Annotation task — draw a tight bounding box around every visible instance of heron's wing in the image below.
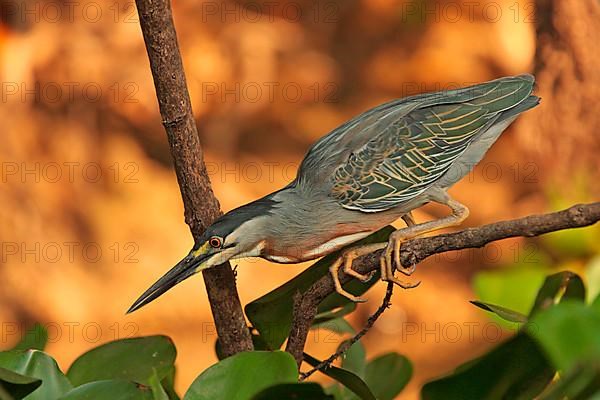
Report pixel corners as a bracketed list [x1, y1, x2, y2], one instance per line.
[329, 75, 536, 212]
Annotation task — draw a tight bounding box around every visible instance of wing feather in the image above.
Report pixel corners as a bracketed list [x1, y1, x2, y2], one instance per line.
[328, 76, 537, 212]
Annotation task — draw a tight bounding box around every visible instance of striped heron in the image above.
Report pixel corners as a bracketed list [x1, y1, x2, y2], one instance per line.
[129, 74, 539, 311]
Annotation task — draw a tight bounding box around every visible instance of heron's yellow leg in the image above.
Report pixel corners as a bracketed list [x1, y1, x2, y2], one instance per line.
[381, 197, 469, 288]
[401, 212, 416, 227]
[329, 243, 387, 302]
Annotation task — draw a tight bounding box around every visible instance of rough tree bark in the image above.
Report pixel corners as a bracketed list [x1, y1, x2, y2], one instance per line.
[134, 0, 253, 356]
[286, 202, 600, 365]
[522, 0, 600, 174]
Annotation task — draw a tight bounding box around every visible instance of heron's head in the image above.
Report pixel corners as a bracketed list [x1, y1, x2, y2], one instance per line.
[127, 198, 276, 313]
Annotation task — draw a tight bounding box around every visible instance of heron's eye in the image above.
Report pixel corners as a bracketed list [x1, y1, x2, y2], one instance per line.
[209, 236, 223, 248]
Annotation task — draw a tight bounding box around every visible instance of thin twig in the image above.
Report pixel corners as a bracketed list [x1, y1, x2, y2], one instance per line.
[299, 282, 395, 380]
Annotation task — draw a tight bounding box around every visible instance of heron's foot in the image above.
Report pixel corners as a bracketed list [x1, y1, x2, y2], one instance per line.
[329, 243, 386, 302]
[341, 249, 377, 282]
[380, 231, 420, 289]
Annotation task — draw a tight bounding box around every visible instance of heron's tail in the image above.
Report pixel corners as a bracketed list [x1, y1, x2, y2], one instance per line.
[496, 94, 540, 123]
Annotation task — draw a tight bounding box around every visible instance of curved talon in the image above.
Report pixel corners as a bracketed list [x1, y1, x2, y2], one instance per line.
[398, 263, 417, 277]
[342, 252, 374, 282]
[328, 243, 388, 302]
[363, 270, 377, 282]
[380, 233, 420, 289]
[351, 295, 368, 303]
[329, 255, 367, 302]
[393, 235, 402, 272]
[386, 276, 420, 289]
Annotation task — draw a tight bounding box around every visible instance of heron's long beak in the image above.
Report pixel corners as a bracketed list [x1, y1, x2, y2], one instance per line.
[127, 246, 212, 314]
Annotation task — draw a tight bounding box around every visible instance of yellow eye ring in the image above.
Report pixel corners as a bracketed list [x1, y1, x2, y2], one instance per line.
[209, 236, 222, 248]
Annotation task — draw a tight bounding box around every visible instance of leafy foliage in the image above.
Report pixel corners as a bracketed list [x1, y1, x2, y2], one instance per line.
[184, 351, 298, 400]
[1, 266, 598, 400]
[306, 340, 412, 400]
[473, 267, 547, 326]
[0, 367, 42, 399]
[0, 350, 72, 400]
[421, 333, 554, 400]
[251, 383, 333, 400]
[423, 270, 600, 400]
[469, 301, 528, 323]
[364, 353, 412, 400]
[304, 353, 376, 400]
[0, 332, 172, 400]
[67, 336, 176, 387]
[58, 380, 155, 400]
[529, 301, 600, 371]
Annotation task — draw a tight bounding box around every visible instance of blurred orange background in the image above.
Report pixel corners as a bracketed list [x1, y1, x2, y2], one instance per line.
[1, 0, 598, 398]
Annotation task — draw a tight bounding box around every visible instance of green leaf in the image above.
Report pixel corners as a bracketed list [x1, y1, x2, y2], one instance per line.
[0, 366, 42, 400]
[0, 350, 72, 400]
[148, 369, 170, 400]
[251, 383, 333, 400]
[530, 271, 586, 316]
[58, 380, 154, 400]
[312, 318, 355, 335]
[538, 363, 600, 400]
[245, 227, 393, 349]
[334, 341, 369, 400]
[473, 268, 546, 327]
[421, 333, 554, 400]
[528, 301, 600, 371]
[184, 351, 298, 400]
[313, 303, 357, 327]
[592, 293, 600, 315]
[11, 324, 48, 352]
[324, 384, 344, 399]
[586, 256, 600, 303]
[340, 341, 366, 378]
[303, 353, 375, 400]
[158, 366, 180, 400]
[364, 353, 411, 400]
[470, 301, 528, 323]
[67, 336, 176, 387]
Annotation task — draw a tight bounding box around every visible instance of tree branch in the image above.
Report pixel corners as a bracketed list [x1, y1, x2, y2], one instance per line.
[285, 202, 600, 365]
[299, 282, 395, 380]
[135, 0, 253, 356]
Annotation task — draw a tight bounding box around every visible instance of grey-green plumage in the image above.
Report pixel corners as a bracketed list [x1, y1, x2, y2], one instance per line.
[128, 74, 540, 312]
[298, 74, 539, 212]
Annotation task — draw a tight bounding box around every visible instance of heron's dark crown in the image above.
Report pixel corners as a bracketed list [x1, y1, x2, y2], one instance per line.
[195, 193, 280, 247]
